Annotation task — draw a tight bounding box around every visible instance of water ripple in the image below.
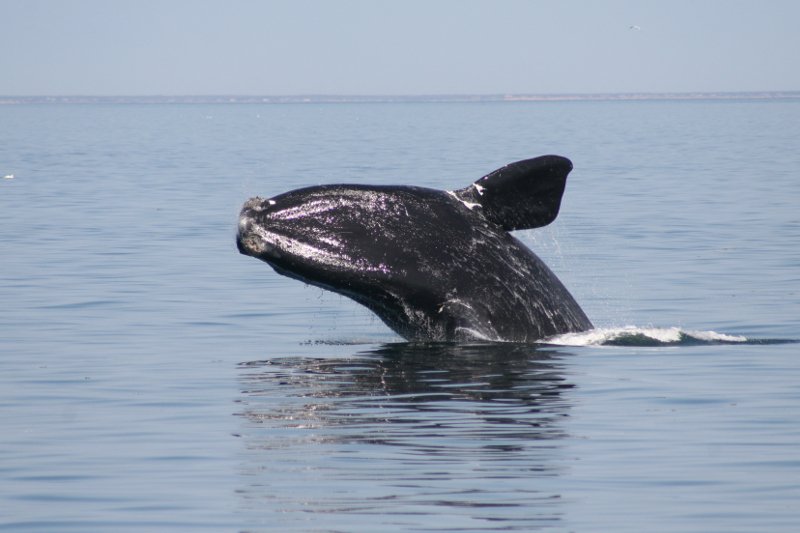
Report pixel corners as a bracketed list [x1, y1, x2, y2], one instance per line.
[236, 343, 575, 530]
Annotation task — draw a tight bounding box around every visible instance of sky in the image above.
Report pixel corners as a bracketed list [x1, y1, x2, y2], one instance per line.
[1, 0, 799, 95]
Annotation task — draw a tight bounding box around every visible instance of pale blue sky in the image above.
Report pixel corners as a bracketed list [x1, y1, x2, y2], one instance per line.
[2, 0, 798, 95]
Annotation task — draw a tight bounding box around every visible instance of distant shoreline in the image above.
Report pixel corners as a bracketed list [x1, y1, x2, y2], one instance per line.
[2, 92, 799, 105]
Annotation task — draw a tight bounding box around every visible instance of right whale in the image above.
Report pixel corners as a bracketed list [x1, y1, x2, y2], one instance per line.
[237, 155, 593, 343]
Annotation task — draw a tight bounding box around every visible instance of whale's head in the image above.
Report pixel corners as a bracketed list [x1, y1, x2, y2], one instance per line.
[237, 156, 589, 341]
[236, 184, 474, 308]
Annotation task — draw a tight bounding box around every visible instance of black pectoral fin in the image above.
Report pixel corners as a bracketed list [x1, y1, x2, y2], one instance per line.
[455, 155, 573, 231]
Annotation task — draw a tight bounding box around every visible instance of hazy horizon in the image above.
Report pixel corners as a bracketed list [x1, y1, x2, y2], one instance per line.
[3, 91, 800, 104]
[2, 0, 799, 96]
[3, 90, 800, 97]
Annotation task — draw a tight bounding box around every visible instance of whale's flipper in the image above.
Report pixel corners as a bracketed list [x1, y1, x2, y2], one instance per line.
[455, 155, 572, 231]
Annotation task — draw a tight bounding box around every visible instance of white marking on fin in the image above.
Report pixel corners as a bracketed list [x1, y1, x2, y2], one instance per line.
[268, 199, 276, 205]
[446, 190, 481, 210]
[472, 183, 485, 195]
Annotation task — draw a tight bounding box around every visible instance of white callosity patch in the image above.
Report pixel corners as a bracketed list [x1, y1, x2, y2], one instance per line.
[241, 196, 269, 212]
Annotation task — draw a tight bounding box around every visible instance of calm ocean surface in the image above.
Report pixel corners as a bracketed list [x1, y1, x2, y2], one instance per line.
[1, 100, 799, 531]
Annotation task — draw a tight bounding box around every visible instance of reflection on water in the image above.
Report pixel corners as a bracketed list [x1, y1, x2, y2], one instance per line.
[236, 342, 576, 531]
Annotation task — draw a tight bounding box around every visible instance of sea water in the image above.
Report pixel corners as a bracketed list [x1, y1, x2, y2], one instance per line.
[1, 100, 799, 531]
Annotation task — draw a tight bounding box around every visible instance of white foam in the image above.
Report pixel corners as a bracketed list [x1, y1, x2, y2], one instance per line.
[544, 326, 748, 346]
[682, 329, 748, 343]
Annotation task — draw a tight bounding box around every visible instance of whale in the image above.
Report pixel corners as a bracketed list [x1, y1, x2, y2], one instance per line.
[236, 155, 592, 342]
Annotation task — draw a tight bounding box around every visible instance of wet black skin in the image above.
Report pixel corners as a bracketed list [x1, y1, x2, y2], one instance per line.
[237, 155, 592, 342]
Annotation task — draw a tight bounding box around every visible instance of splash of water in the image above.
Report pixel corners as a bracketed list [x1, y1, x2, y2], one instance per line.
[307, 327, 795, 348]
[544, 326, 749, 347]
